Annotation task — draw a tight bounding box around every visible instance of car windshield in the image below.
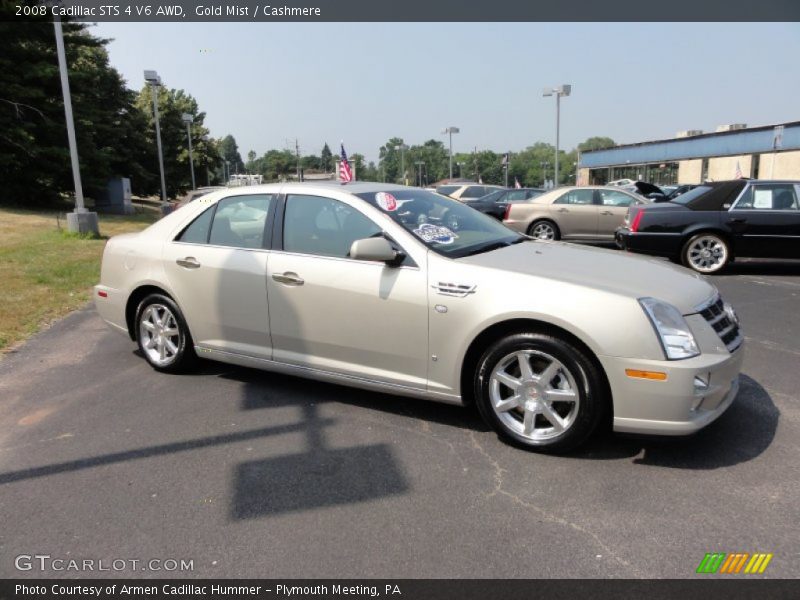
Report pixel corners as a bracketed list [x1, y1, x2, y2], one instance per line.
[355, 189, 524, 258]
[670, 185, 712, 205]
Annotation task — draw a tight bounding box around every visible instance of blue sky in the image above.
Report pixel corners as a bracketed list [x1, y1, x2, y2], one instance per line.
[95, 22, 800, 162]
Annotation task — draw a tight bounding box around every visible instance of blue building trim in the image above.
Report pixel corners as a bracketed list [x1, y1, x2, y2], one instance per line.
[580, 122, 800, 168]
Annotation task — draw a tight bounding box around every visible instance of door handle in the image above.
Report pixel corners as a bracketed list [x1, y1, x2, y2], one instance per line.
[557, 208, 569, 213]
[272, 272, 304, 286]
[176, 257, 201, 269]
[727, 218, 747, 225]
[601, 210, 613, 215]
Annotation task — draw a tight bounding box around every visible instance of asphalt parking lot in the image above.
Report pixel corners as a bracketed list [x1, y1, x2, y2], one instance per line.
[0, 258, 798, 579]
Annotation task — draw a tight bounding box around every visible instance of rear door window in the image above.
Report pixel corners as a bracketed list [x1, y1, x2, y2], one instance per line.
[208, 195, 272, 248]
[554, 189, 595, 205]
[736, 184, 799, 210]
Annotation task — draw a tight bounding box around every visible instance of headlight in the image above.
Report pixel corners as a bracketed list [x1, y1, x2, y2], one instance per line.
[639, 297, 700, 360]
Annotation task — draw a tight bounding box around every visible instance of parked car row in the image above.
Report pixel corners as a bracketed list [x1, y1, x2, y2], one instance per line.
[96, 182, 745, 453]
[462, 187, 545, 220]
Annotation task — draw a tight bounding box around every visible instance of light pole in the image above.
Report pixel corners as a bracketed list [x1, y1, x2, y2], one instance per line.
[54, 14, 98, 234]
[442, 126, 460, 180]
[182, 113, 196, 190]
[457, 162, 465, 178]
[542, 84, 571, 188]
[415, 161, 425, 187]
[201, 134, 210, 186]
[224, 160, 230, 185]
[394, 143, 409, 185]
[144, 70, 167, 205]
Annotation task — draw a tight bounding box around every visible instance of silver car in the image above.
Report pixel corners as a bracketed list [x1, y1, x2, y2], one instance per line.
[504, 186, 649, 240]
[95, 183, 743, 452]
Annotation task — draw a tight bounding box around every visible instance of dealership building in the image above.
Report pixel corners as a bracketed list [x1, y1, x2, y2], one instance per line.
[577, 121, 800, 186]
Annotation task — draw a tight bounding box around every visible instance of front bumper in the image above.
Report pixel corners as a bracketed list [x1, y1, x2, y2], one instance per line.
[599, 344, 744, 435]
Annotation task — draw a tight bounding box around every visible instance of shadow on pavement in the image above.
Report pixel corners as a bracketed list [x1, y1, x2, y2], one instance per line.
[571, 374, 779, 469]
[717, 259, 800, 277]
[221, 366, 489, 433]
[230, 374, 411, 520]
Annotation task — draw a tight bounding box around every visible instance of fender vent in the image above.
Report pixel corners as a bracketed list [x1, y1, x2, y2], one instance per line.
[432, 282, 476, 297]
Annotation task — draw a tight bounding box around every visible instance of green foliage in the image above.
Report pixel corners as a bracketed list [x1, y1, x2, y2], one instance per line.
[320, 143, 332, 173]
[0, 13, 152, 205]
[134, 85, 214, 197]
[578, 136, 616, 153]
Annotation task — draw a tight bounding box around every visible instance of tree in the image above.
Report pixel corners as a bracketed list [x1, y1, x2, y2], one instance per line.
[578, 136, 616, 153]
[135, 86, 212, 197]
[377, 137, 406, 184]
[0, 13, 152, 205]
[217, 134, 244, 175]
[320, 143, 332, 173]
[405, 140, 448, 185]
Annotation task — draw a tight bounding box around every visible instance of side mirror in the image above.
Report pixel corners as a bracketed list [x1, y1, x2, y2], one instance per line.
[349, 237, 401, 265]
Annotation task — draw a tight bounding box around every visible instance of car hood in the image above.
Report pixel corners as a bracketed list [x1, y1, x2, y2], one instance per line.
[459, 241, 715, 314]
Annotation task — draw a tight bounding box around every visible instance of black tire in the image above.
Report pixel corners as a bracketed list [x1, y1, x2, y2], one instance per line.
[474, 332, 607, 453]
[681, 232, 730, 274]
[135, 293, 196, 373]
[527, 219, 561, 241]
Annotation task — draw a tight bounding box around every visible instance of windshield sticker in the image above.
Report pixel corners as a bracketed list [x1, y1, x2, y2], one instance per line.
[375, 192, 398, 211]
[414, 223, 458, 245]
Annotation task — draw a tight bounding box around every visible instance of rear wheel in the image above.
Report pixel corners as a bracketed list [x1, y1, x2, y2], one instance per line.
[474, 332, 607, 453]
[135, 293, 196, 373]
[681, 233, 730, 274]
[528, 220, 560, 241]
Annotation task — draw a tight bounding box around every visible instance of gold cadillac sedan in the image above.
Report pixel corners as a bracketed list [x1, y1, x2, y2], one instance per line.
[503, 185, 650, 240]
[95, 183, 743, 452]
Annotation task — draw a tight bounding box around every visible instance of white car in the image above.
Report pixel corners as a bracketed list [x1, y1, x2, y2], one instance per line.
[95, 183, 743, 452]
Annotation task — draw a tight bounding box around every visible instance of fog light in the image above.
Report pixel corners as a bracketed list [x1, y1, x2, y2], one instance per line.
[693, 374, 710, 392]
[691, 374, 710, 411]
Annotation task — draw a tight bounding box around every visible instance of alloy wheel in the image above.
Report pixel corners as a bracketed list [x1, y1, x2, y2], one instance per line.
[488, 349, 580, 442]
[687, 235, 728, 272]
[138, 303, 182, 367]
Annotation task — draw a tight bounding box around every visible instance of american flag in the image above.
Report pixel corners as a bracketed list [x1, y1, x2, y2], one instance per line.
[734, 161, 743, 179]
[514, 177, 522, 189]
[339, 143, 353, 183]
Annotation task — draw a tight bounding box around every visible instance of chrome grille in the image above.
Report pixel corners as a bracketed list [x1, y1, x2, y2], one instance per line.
[698, 295, 742, 353]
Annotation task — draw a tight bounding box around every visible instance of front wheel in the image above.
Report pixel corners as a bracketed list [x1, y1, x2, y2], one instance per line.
[681, 233, 730, 274]
[474, 332, 607, 453]
[135, 293, 196, 373]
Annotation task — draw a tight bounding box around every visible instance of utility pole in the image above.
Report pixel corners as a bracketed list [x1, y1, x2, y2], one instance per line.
[295, 139, 301, 181]
[415, 161, 425, 187]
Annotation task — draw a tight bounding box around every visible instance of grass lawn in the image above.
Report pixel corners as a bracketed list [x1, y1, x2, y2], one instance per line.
[0, 207, 159, 352]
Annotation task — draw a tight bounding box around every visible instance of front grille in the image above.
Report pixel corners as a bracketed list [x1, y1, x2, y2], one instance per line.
[698, 295, 743, 353]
